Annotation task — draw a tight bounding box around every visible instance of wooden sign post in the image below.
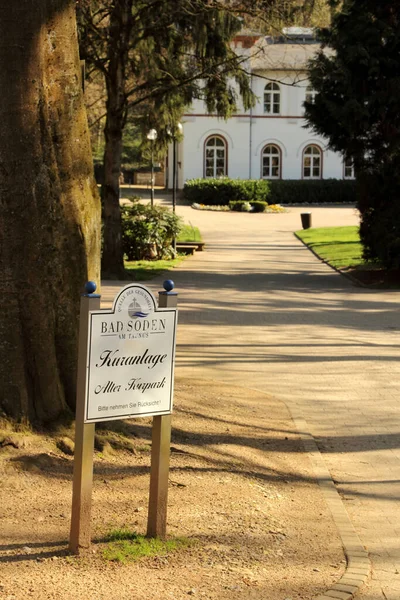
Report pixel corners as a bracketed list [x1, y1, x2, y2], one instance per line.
[69, 282, 100, 553]
[147, 282, 177, 539]
[69, 280, 178, 553]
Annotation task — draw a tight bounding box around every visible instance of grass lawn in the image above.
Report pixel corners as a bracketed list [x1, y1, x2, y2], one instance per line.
[103, 529, 191, 563]
[124, 256, 184, 281]
[177, 223, 202, 243]
[295, 225, 365, 269]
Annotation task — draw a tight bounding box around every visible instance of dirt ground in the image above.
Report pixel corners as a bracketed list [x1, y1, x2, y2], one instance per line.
[0, 378, 345, 600]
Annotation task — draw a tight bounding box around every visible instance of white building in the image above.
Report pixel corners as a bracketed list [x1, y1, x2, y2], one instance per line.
[168, 29, 354, 189]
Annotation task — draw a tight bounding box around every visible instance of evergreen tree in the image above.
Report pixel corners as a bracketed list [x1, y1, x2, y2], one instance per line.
[305, 0, 400, 268]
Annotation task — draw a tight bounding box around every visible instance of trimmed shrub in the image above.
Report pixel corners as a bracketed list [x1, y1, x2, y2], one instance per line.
[184, 178, 270, 205]
[251, 200, 268, 212]
[229, 200, 247, 211]
[229, 200, 268, 212]
[184, 177, 356, 206]
[268, 179, 356, 204]
[121, 204, 182, 261]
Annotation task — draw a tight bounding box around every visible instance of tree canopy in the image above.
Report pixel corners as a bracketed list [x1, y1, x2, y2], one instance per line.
[305, 0, 400, 268]
[305, 0, 400, 171]
[78, 0, 256, 124]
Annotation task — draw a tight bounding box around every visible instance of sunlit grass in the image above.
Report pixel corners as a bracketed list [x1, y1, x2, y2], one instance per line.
[177, 223, 202, 243]
[102, 529, 192, 563]
[295, 225, 366, 269]
[124, 256, 184, 281]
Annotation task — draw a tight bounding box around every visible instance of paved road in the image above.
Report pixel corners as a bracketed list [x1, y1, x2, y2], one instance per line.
[104, 203, 400, 599]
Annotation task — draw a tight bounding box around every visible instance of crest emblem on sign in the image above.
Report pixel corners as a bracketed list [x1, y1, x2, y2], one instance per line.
[128, 298, 148, 319]
[113, 284, 157, 316]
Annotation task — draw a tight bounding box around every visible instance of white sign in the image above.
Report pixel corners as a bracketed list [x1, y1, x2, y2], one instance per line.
[84, 284, 177, 423]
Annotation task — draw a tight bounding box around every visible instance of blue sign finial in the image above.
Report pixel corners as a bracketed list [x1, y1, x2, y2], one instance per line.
[83, 281, 100, 298]
[85, 281, 97, 294]
[163, 280, 174, 293]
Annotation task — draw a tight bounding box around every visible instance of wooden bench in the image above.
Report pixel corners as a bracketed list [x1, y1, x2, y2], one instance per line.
[176, 242, 205, 255]
[176, 243, 197, 255]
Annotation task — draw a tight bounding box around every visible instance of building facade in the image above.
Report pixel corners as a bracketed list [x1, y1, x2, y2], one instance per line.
[168, 30, 354, 189]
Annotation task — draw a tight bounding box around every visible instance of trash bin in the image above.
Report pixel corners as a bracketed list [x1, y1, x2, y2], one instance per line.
[301, 212, 312, 229]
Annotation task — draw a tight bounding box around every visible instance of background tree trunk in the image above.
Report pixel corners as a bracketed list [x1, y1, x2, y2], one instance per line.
[101, 0, 133, 278]
[0, 1, 101, 425]
[101, 86, 126, 278]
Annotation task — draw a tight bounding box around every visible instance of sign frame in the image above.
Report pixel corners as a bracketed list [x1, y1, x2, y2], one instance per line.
[83, 283, 177, 424]
[70, 281, 179, 553]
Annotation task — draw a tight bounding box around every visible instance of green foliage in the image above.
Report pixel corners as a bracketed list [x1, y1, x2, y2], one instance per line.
[268, 180, 356, 204]
[121, 121, 145, 171]
[305, 1, 400, 171]
[250, 200, 269, 212]
[260, 0, 332, 33]
[177, 223, 202, 243]
[78, 1, 256, 140]
[229, 200, 268, 212]
[121, 204, 182, 261]
[102, 529, 192, 563]
[305, 0, 400, 268]
[78, 0, 261, 276]
[184, 178, 270, 205]
[296, 225, 364, 269]
[229, 200, 248, 211]
[358, 170, 400, 268]
[184, 178, 356, 205]
[241, 201, 252, 212]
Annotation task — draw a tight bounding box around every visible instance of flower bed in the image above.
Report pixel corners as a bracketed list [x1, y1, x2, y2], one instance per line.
[191, 202, 286, 213]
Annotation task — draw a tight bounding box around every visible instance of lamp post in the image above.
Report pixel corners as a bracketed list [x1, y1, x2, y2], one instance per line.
[167, 123, 183, 253]
[146, 128, 157, 207]
[169, 122, 183, 252]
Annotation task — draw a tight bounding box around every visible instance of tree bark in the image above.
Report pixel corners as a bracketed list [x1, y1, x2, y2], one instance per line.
[101, 0, 133, 278]
[101, 87, 126, 278]
[0, 1, 101, 425]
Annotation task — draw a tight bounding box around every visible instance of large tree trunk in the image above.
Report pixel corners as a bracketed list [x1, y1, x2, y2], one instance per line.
[101, 0, 133, 278]
[0, 1, 101, 425]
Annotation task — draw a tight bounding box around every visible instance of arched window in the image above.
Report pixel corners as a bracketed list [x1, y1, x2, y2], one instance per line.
[262, 145, 281, 179]
[343, 157, 355, 179]
[204, 136, 227, 178]
[305, 85, 317, 104]
[303, 145, 322, 179]
[264, 83, 281, 114]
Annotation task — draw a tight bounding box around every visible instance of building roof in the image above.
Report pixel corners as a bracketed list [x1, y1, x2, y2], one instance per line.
[282, 26, 315, 40]
[250, 37, 332, 72]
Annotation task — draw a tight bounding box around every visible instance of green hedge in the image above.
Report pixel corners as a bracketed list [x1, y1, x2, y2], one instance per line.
[268, 180, 357, 204]
[183, 178, 270, 205]
[184, 178, 357, 205]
